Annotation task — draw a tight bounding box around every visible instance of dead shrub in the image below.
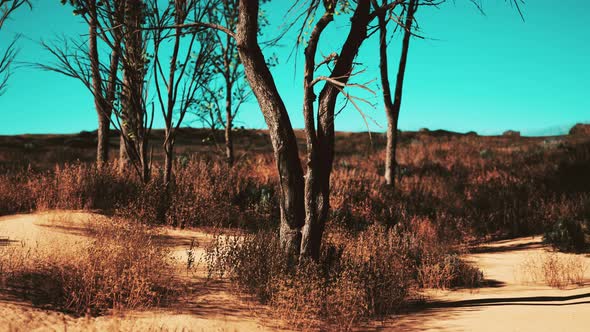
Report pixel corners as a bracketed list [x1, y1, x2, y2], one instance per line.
[519, 252, 587, 289]
[418, 254, 484, 289]
[206, 225, 418, 329]
[205, 230, 286, 303]
[0, 171, 35, 215]
[30, 163, 138, 212]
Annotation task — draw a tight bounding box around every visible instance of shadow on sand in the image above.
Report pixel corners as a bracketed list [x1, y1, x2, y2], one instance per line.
[425, 292, 590, 309]
[470, 239, 544, 254]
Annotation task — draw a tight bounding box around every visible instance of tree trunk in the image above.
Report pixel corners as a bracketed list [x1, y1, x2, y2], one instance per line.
[236, 0, 305, 257]
[162, 23, 181, 185]
[381, 0, 416, 187]
[119, 130, 130, 172]
[140, 140, 150, 183]
[97, 113, 110, 165]
[88, 0, 108, 167]
[225, 79, 234, 166]
[299, 3, 335, 260]
[301, 1, 371, 260]
[120, 0, 149, 182]
[164, 140, 173, 184]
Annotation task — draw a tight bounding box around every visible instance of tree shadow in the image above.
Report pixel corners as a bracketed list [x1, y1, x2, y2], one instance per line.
[425, 292, 590, 309]
[0, 236, 19, 246]
[357, 291, 590, 331]
[480, 278, 506, 288]
[37, 223, 92, 238]
[470, 240, 543, 254]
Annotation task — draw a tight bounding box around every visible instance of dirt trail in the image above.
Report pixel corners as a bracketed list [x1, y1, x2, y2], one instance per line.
[1, 212, 589, 331]
[379, 237, 590, 332]
[0, 211, 285, 332]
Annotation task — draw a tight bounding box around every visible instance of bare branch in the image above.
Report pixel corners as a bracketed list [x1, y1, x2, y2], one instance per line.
[0, 0, 31, 30]
[0, 36, 18, 96]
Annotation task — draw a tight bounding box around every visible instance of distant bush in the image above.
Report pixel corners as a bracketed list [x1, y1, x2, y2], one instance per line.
[0, 171, 35, 215]
[569, 123, 590, 136]
[544, 218, 587, 252]
[0, 158, 278, 230]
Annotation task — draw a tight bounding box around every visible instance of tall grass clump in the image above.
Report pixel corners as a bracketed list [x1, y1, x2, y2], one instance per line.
[0, 170, 35, 215]
[205, 222, 482, 329]
[164, 159, 278, 229]
[0, 217, 173, 315]
[30, 162, 138, 212]
[519, 252, 587, 289]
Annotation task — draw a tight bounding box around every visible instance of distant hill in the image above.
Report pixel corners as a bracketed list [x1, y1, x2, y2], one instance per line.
[569, 123, 590, 136]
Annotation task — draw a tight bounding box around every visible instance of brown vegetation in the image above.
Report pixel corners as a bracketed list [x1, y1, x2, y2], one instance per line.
[0, 216, 173, 316]
[519, 252, 588, 289]
[2, 129, 589, 327]
[569, 123, 590, 136]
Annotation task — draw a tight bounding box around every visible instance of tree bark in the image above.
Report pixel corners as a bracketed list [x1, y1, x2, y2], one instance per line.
[121, 0, 150, 183]
[119, 130, 130, 172]
[236, 0, 305, 257]
[381, 0, 416, 187]
[225, 78, 234, 166]
[96, 113, 110, 165]
[299, 2, 335, 260]
[88, 0, 109, 167]
[162, 21, 182, 185]
[164, 142, 173, 184]
[301, 1, 372, 260]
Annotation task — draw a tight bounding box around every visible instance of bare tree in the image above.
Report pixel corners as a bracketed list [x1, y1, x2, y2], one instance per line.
[156, 0, 401, 259]
[232, 0, 401, 259]
[40, 0, 125, 167]
[208, 0, 252, 166]
[118, 0, 152, 182]
[50, 0, 154, 181]
[149, 0, 215, 185]
[0, 0, 31, 96]
[377, 0, 417, 187]
[376, 0, 524, 187]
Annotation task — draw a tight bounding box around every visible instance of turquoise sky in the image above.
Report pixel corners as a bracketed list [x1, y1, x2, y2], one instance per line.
[0, 0, 588, 136]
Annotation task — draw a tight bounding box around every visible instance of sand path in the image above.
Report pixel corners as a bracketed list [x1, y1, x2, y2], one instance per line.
[0, 211, 285, 332]
[377, 237, 590, 332]
[1, 211, 589, 331]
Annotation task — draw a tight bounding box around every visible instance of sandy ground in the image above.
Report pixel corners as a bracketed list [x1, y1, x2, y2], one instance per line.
[0, 211, 284, 332]
[378, 237, 590, 332]
[1, 211, 589, 331]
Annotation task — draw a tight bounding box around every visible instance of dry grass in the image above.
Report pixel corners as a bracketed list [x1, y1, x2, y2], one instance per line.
[1, 130, 589, 326]
[418, 254, 484, 290]
[518, 252, 588, 289]
[0, 216, 174, 316]
[204, 223, 482, 330]
[2, 131, 590, 242]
